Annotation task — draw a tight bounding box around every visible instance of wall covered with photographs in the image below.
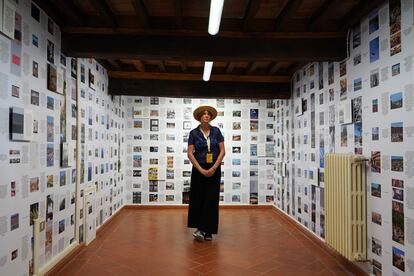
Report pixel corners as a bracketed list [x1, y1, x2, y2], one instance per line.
[124, 97, 277, 205]
[76, 58, 126, 236]
[0, 1, 126, 275]
[275, 0, 414, 275]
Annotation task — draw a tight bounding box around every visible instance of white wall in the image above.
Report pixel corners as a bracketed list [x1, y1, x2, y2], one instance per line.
[0, 1, 126, 275]
[124, 97, 277, 205]
[275, 0, 414, 274]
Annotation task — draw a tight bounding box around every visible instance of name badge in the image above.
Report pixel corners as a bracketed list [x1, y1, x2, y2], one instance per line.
[206, 153, 213, 163]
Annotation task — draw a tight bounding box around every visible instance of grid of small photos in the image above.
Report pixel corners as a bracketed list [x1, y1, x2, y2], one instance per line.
[0, 2, 76, 275]
[76, 58, 125, 241]
[0, 2, 126, 276]
[276, 1, 414, 275]
[124, 97, 276, 205]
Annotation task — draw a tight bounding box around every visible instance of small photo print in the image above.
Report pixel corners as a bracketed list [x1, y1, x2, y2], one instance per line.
[10, 213, 19, 231]
[47, 175, 53, 188]
[392, 178, 404, 188]
[369, 37, 379, 63]
[149, 194, 158, 202]
[32, 61, 38, 77]
[392, 246, 405, 272]
[31, 90, 40, 106]
[370, 70, 379, 88]
[372, 99, 378, 113]
[353, 78, 362, 91]
[30, 202, 39, 226]
[47, 144, 54, 167]
[371, 236, 382, 256]
[233, 110, 241, 117]
[30, 177, 39, 193]
[391, 122, 403, 142]
[232, 135, 241, 141]
[32, 34, 38, 47]
[47, 96, 54, 110]
[47, 63, 57, 92]
[58, 219, 65, 234]
[372, 127, 379, 141]
[340, 125, 347, 147]
[232, 147, 241, 154]
[47, 116, 54, 142]
[133, 120, 143, 129]
[47, 40, 54, 64]
[371, 183, 381, 198]
[390, 92, 403, 109]
[392, 201, 404, 245]
[353, 53, 361, 66]
[371, 211, 381, 225]
[392, 63, 400, 76]
[392, 187, 403, 201]
[232, 122, 241, 130]
[183, 121, 191, 130]
[371, 151, 381, 173]
[11, 85, 19, 98]
[391, 156, 403, 172]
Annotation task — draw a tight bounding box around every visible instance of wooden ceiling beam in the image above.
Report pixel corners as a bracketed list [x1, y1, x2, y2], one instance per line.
[268, 62, 283, 75]
[107, 59, 122, 70]
[226, 62, 235, 74]
[273, 0, 304, 31]
[108, 71, 290, 83]
[180, 61, 187, 73]
[62, 27, 344, 39]
[242, 0, 262, 31]
[130, 0, 150, 28]
[90, 0, 118, 27]
[308, 0, 337, 31]
[246, 62, 257, 74]
[157, 60, 166, 72]
[108, 78, 291, 99]
[340, 0, 388, 31]
[132, 60, 146, 72]
[62, 33, 346, 62]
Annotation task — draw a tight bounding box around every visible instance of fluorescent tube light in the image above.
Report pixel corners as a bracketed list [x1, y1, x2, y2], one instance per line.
[203, 61, 213, 81]
[208, 0, 224, 35]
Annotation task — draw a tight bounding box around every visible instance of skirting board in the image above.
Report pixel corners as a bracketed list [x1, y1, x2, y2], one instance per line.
[271, 206, 369, 276]
[124, 204, 273, 209]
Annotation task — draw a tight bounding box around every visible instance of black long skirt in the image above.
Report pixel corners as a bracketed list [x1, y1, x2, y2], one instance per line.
[187, 164, 221, 234]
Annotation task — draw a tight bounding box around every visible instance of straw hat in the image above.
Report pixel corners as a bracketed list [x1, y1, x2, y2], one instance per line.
[193, 105, 218, 121]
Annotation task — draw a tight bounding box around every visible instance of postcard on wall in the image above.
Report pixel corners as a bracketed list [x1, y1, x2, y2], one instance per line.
[338, 99, 353, 124]
[2, 0, 15, 39]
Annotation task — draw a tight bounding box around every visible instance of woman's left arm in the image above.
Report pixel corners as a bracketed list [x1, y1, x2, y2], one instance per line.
[207, 142, 225, 176]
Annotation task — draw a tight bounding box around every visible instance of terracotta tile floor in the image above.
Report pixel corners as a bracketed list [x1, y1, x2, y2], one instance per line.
[56, 208, 355, 276]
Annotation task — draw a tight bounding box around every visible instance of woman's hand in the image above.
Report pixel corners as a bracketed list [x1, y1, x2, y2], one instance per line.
[199, 168, 215, 177]
[205, 167, 215, 177]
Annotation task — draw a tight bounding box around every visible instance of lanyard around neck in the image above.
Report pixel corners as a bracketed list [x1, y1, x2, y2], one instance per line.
[201, 128, 211, 152]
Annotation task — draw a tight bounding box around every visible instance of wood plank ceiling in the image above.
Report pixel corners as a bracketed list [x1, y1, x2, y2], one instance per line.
[34, 0, 387, 99]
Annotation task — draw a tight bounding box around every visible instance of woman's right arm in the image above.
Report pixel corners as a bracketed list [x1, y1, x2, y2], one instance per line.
[187, 144, 207, 176]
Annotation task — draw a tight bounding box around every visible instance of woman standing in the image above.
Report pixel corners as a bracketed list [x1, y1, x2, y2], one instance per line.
[187, 106, 225, 241]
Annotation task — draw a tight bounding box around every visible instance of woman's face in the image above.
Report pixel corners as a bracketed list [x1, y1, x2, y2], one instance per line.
[200, 110, 211, 123]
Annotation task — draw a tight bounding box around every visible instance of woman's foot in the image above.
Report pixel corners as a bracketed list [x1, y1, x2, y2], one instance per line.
[204, 233, 212, 241]
[193, 230, 205, 242]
